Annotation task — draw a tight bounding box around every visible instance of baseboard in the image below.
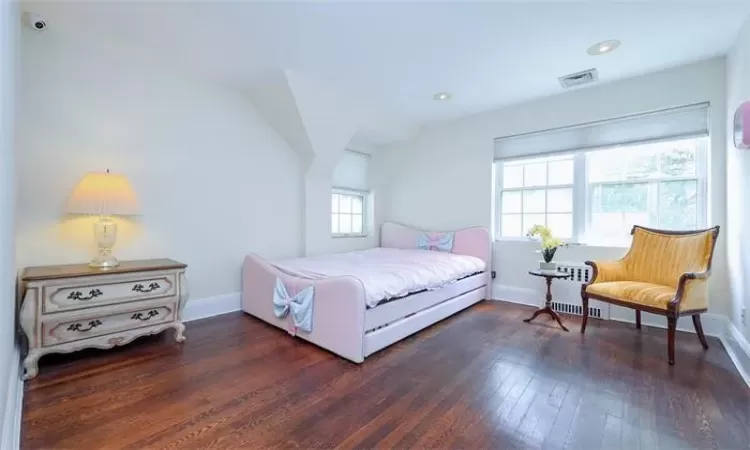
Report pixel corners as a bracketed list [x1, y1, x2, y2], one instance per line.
[183, 292, 241, 322]
[721, 322, 750, 388]
[610, 310, 726, 338]
[1, 345, 22, 450]
[491, 283, 538, 307]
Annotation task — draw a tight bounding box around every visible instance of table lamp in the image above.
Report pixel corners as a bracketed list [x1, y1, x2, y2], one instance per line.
[66, 169, 139, 268]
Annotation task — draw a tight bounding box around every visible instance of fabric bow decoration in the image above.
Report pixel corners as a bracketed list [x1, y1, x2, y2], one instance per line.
[272, 278, 314, 336]
[417, 232, 455, 252]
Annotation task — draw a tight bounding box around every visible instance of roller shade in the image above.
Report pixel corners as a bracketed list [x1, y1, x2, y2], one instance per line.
[332, 150, 369, 191]
[494, 103, 709, 160]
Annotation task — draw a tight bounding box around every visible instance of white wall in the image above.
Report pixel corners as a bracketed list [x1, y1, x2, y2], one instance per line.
[378, 58, 730, 318]
[0, 0, 18, 446]
[302, 175, 378, 255]
[15, 29, 303, 300]
[726, 17, 750, 340]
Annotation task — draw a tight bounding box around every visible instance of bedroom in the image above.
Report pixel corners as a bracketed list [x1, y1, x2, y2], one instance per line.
[2, 0, 750, 449]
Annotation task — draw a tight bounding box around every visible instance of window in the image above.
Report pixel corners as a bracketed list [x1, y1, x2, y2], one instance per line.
[587, 138, 704, 243]
[495, 137, 707, 244]
[332, 150, 371, 237]
[332, 190, 366, 236]
[498, 155, 574, 238]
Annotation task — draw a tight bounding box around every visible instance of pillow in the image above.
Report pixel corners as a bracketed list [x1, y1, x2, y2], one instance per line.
[417, 231, 454, 252]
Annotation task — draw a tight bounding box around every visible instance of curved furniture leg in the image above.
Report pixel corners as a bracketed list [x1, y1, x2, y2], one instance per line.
[549, 309, 570, 332]
[23, 350, 42, 381]
[636, 310, 641, 330]
[523, 309, 546, 324]
[174, 322, 186, 343]
[692, 314, 709, 350]
[581, 294, 589, 334]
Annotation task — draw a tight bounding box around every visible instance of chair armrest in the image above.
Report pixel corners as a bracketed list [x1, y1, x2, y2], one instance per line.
[585, 260, 628, 284]
[680, 271, 710, 281]
[670, 270, 711, 312]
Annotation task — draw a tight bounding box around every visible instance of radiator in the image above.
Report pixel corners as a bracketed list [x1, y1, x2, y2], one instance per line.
[549, 261, 608, 320]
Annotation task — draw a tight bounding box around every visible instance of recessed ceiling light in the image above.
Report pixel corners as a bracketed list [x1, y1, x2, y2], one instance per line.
[587, 39, 621, 56]
[433, 92, 452, 101]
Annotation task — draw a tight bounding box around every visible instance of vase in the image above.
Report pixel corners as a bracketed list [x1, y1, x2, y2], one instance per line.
[539, 261, 557, 272]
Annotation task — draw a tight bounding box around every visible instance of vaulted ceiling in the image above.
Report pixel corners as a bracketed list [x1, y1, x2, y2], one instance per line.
[24, 1, 750, 150]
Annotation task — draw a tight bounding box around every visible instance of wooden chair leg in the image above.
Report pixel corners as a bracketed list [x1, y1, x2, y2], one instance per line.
[692, 314, 709, 350]
[667, 316, 677, 365]
[635, 310, 641, 330]
[580, 294, 589, 334]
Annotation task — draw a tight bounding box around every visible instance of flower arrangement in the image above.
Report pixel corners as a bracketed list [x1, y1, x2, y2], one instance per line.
[527, 224, 565, 266]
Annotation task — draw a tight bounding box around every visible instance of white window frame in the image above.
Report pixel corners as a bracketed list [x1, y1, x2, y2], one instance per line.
[494, 137, 708, 245]
[494, 154, 577, 241]
[331, 187, 369, 238]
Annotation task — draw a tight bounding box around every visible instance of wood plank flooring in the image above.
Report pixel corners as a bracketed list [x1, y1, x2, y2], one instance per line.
[22, 301, 750, 449]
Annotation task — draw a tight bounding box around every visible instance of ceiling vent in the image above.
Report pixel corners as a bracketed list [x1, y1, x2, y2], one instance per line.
[559, 68, 598, 89]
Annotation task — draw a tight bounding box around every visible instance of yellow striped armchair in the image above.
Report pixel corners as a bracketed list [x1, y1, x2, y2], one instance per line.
[581, 225, 720, 365]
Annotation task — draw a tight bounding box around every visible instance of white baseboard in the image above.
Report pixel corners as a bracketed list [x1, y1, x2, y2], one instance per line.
[1, 345, 22, 450]
[491, 284, 538, 307]
[183, 292, 241, 322]
[721, 322, 750, 388]
[611, 309, 726, 337]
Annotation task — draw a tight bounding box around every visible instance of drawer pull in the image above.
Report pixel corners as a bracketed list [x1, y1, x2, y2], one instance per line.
[131, 310, 159, 321]
[132, 282, 160, 293]
[67, 289, 103, 301]
[67, 320, 103, 332]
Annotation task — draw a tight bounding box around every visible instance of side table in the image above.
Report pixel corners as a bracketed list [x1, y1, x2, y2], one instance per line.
[523, 269, 572, 332]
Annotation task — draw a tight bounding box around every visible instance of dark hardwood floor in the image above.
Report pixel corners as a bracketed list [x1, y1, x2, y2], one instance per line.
[22, 301, 750, 449]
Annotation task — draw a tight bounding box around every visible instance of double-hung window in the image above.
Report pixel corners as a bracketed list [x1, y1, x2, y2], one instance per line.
[494, 104, 709, 244]
[499, 155, 574, 238]
[586, 138, 706, 243]
[331, 150, 371, 237]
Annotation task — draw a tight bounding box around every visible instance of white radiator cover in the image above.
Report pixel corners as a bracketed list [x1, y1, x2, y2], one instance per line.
[547, 261, 609, 320]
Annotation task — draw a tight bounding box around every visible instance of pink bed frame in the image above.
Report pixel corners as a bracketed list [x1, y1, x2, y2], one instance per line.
[241, 222, 491, 363]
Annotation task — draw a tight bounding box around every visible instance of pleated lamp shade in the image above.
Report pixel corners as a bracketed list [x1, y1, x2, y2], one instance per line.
[66, 170, 139, 216]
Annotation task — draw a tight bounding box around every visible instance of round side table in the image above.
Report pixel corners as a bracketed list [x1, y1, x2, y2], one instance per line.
[523, 269, 572, 332]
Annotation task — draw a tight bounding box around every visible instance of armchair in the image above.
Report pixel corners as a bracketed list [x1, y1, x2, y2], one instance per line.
[581, 225, 720, 364]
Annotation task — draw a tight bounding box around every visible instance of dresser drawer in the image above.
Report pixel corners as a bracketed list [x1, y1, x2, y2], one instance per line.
[42, 303, 176, 347]
[42, 273, 178, 314]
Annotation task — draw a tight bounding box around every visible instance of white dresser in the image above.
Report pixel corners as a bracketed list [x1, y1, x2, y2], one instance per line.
[19, 259, 188, 380]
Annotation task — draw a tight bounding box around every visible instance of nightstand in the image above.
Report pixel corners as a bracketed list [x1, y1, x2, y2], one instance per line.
[19, 259, 188, 380]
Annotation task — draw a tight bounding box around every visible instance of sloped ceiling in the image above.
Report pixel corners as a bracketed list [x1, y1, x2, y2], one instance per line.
[247, 70, 360, 173]
[22, 1, 750, 150]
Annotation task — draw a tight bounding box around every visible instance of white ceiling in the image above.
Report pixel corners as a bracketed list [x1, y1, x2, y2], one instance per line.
[24, 1, 750, 147]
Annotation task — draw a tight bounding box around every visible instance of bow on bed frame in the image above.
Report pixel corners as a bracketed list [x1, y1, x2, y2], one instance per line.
[417, 231, 455, 252]
[272, 278, 314, 336]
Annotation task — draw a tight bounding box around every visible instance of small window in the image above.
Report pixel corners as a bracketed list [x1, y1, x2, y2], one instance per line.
[332, 190, 367, 237]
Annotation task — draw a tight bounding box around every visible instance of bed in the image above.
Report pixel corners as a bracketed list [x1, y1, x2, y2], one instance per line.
[241, 222, 491, 363]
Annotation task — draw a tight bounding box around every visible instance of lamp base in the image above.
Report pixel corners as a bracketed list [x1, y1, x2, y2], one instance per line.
[90, 217, 120, 269]
[89, 255, 120, 269]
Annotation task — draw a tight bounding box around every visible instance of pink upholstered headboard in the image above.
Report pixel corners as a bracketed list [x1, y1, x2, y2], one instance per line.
[380, 222, 492, 270]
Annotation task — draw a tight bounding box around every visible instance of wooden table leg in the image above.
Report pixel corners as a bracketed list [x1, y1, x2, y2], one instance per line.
[523, 276, 569, 331]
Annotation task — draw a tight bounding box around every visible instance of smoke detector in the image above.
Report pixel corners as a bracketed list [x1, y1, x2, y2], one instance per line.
[558, 68, 598, 89]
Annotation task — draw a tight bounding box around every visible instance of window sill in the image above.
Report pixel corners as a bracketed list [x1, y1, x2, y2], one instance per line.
[332, 233, 369, 239]
[493, 238, 630, 250]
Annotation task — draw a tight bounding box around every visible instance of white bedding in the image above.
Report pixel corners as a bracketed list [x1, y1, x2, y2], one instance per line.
[271, 247, 486, 308]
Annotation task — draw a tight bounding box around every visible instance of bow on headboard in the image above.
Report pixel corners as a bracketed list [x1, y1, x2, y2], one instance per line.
[417, 231, 455, 252]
